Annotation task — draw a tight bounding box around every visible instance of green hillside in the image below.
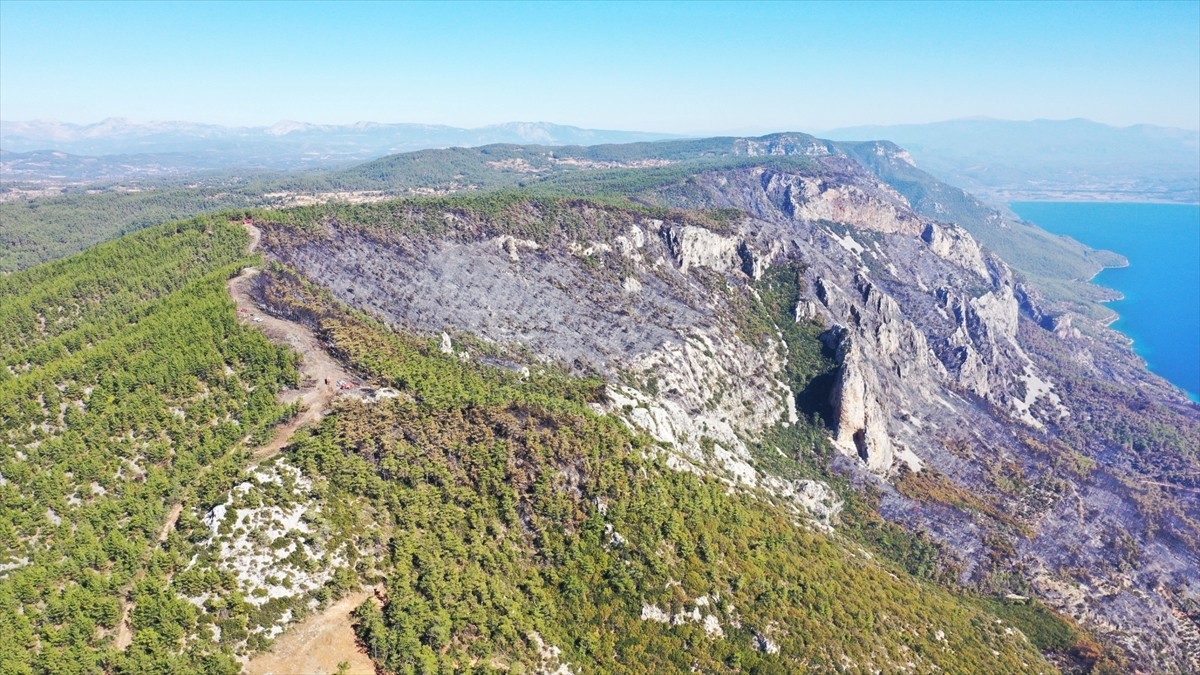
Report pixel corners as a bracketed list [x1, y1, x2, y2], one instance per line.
[0, 187, 267, 273]
[0, 217, 298, 673]
[229, 263, 1060, 673]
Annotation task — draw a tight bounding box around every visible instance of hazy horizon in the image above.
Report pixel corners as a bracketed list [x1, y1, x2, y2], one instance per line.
[3, 115, 1197, 140]
[2, 1, 1197, 133]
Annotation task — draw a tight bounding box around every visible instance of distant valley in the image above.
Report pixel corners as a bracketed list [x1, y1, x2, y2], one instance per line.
[6, 117, 1199, 209]
[825, 118, 1200, 204]
[0, 118, 682, 183]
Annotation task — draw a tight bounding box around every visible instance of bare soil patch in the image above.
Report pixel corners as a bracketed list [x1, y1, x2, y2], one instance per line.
[244, 591, 378, 675]
[226, 265, 356, 460]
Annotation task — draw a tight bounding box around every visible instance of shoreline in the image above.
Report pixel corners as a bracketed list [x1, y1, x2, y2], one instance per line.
[1013, 201, 1200, 405]
[1087, 258, 1130, 283]
[1003, 196, 1200, 206]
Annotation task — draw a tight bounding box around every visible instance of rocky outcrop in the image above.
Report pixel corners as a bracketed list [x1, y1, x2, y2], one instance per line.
[827, 333, 894, 472]
[929, 278, 1069, 426]
[766, 172, 924, 236]
[922, 223, 989, 278]
[735, 135, 834, 158]
[792, 264, 958, 477]
[495, 234, 540, 262]
[660, 225, 742, 274]
[604, 327, 792, 489]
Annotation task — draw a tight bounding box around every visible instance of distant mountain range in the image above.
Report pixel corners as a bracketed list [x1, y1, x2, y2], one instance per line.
[824, 118, 1200, 203]
[5, 117, 1198, 204]
[0, 118, 683, 177]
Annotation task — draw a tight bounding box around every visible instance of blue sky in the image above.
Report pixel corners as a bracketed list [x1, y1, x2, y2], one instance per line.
[1, 0, 1197, 132]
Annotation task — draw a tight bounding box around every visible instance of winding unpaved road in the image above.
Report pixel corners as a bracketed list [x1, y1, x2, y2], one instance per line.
[235, 221, 378, 673]
[227, 265, 355, 460]
[116, 222, 363, 657]
[233, 222, 357, 460]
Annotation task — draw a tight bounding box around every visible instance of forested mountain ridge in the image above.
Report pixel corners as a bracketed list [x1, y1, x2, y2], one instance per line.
[245, 150, 1198, 669]
[0, 218, 300, 672]
[1, 217, 1063, 674]
[2, 133, 1198, 672]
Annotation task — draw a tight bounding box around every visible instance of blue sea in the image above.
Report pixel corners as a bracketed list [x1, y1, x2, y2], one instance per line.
[1009, 202, 1200, 402]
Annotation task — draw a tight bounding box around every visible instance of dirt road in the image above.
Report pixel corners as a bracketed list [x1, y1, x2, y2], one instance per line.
[226, 265, 355, 460]
[116, 221, 362, 654]
[232, 222, 377, 672]
[244, 590, 380, 675]
[235, 222, 357, 457]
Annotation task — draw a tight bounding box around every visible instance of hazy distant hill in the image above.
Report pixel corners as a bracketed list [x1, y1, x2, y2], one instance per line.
[0, 148, 233, 183]
[0, 118, 683, 178]
[824, 118, 1200, 203]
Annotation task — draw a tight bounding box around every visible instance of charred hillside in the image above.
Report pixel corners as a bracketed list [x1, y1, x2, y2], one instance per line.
[249, 145, 1200, 671]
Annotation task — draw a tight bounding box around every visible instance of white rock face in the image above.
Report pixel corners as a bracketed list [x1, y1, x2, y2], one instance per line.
[772, 479, 843, 526]
[672, 606, 702, 625]
[495, 234, 540, 262]
[970, 285, 1021, 343]
[645, 593, 727, 639]
[922, 223, 989, 278]
[737, 136, 833, 158]
[662, 225, 742, 274]
[641, 604, 670, 623]
[597, 320, 846, 523]
[604, 327, 790, 487]
[932, 278, 1070, 427]
[606, 384, 759, 488]
[614, 224, 647, 259]
[766, 173, 923, 235]
[809, 273, 947, 475]
[828, 336, 894, 472]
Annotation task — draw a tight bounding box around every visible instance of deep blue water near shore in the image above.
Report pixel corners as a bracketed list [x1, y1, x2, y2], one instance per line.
[1010, 202, 1200, 402]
